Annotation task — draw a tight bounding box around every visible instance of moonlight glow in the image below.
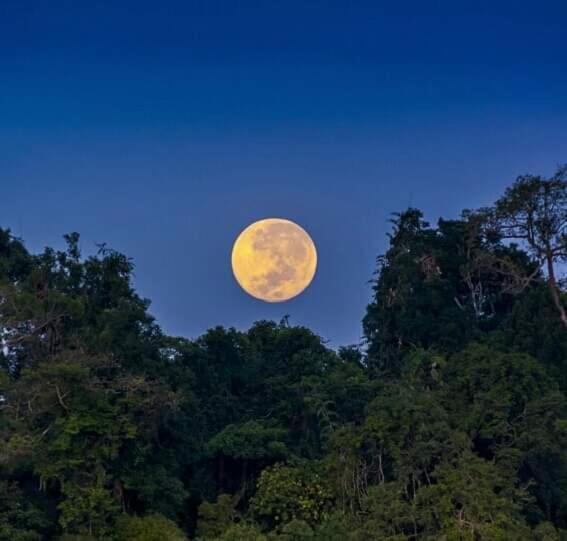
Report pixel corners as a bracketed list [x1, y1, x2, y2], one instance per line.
[231, 218, 317, 302]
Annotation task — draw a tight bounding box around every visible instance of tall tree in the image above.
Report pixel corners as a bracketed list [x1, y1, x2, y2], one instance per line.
[487, 165, 567, 327]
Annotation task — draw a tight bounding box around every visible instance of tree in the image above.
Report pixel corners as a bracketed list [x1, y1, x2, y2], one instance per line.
[0, 232, 185, 537]
[251, 463, 333, 531]
[2, 165, 567, 539]
[115, 513, 188, 541]
[487, 166, 567, 327]
[207, 421, 288, 497]
[0, 480, 48, 541]
[196, 494, 240, 539]
[363, 210, 482, 377]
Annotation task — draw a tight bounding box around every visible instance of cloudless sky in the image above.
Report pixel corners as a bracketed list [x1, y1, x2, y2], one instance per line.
[1, 1, 566, 347]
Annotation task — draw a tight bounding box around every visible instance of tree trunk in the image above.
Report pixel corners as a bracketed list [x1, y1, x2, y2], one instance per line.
[546, 250, 567, 328]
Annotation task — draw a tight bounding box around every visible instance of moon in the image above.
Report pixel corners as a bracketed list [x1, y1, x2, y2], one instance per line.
[231, 218, 317, 302]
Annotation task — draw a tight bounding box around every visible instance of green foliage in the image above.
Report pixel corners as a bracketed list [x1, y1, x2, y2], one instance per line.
[207, 422, 288, 461]
[251, 463, 333, 529]
[2, 166, 567, 539]
[0, 481, 48, 541]
[417, 451, 533, 540]
[197, 494, 239, 539]
[212, 522, 268, 541]
[311, 513, 351, 541]
[115, 513, 188, 541]
[277, 519, 314, 539]
[363, 210, 477, 377]
[57, 534, 98, 541]
[57, 484, 118, 538]
[497, 284, 567, 390]
[533, 522, 562, 541]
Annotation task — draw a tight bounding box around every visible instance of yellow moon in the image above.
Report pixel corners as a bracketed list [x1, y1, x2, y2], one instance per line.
[231, 218, 317, 302]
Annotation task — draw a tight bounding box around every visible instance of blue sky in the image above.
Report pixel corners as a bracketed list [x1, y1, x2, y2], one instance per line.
[1, 1, 566, 346]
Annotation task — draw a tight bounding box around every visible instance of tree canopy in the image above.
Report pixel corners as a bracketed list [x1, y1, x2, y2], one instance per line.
[1, 166, 567, 540]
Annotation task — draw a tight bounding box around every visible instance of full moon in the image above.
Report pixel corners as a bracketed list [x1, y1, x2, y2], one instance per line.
[231, 218, 317, 302]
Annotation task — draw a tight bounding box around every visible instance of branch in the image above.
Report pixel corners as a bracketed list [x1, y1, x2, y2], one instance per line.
[55, 385, 69, 411]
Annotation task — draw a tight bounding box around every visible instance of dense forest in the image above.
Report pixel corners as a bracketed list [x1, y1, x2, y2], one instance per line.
[2, 166, 567, 540]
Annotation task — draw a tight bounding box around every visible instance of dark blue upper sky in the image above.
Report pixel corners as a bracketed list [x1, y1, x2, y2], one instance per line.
[1, 1, 566, 347]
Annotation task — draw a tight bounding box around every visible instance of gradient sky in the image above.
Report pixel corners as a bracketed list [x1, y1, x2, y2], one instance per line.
[1, 1, 567, 347]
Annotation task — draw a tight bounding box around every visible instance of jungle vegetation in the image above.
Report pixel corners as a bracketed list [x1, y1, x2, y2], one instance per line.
[2, 166, 567, 540]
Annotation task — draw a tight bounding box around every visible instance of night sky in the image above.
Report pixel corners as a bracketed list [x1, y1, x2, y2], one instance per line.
[2, 1, 566, 347]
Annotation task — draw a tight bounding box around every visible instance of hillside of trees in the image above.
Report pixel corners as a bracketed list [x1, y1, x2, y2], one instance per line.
[2, 166, 567, 540]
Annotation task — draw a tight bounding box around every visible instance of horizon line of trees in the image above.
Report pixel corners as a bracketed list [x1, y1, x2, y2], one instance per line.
[1, 165, 567, 540]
